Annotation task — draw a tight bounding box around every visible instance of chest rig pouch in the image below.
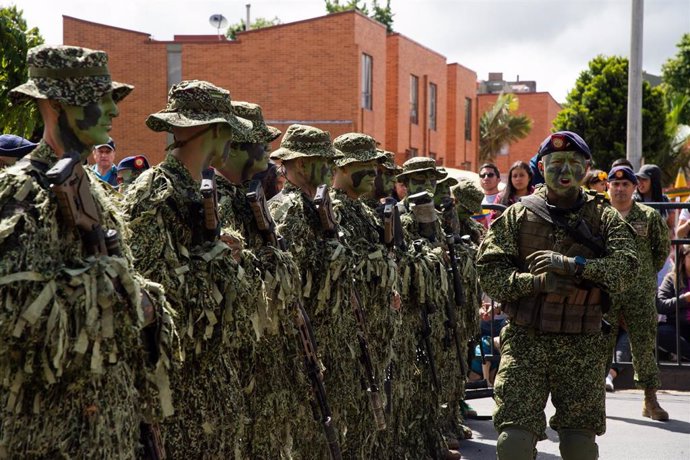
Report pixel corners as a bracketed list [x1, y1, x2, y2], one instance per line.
[504, 193, 607, 334]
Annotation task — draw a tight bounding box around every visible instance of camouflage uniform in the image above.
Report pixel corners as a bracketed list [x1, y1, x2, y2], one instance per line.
[395, 157, 452, 458]
[214, 103, 315, 459]
[123, 81, 257, 458]
[477, 177, 637, 457]
[606, 202, 669, 389]
[269, 125, 364, 458]
[332, 133, 400, 456]
[0, 45, 173, 459]
[451, 178, 486, 246]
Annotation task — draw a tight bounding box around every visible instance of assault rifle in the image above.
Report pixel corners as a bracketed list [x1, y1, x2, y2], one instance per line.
[382, 197, 406, 251]
[200, 168, 220, 242]
[247, 180, 342, 459]
[46, 151, 165, 460]
[314, 184, 387, 431]
[444, 232, 468, 378]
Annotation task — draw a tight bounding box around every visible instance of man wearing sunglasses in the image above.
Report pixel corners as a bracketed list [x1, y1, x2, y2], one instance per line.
[476, 163, 501, 228]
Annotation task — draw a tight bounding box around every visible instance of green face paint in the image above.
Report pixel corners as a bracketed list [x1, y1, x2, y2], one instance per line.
[59, 93, 118, 159]
[542, 151, 587, 197]
[304, 157, 334, 188]
[406, 172, 437, 197]
[344, 161, 377, 197]
[434, 182, 451, 206]
[221, 141, 268, 182]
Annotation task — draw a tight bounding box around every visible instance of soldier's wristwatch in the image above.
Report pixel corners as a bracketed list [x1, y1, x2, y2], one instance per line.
[574, 256, 587, 277]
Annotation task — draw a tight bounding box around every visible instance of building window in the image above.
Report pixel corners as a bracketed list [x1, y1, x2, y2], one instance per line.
[406, 147, 418, 160]
[429, 83, 437, 130]
[464, 97, 472, 140]
[410, 75, 419, 124]
[361, 53, 373, 110]
[166, 44, 182, 89]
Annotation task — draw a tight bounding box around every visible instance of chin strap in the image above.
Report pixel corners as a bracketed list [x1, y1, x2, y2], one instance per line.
[165, 124, 215, 151]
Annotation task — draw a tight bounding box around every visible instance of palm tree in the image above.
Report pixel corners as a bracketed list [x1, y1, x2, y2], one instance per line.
[479, 92, 532, 162]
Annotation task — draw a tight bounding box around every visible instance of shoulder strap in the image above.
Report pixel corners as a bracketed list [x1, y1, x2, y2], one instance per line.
[520, 194, 606, 256]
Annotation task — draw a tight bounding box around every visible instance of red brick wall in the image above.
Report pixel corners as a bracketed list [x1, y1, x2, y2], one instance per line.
[446, 63, 478, 170]
[64, 16, 169, 164]
[477, 92, 561, 175]
[385, 34, 448, 166]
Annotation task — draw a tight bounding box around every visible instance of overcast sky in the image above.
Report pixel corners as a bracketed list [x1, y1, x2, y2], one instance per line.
[12, 0, 690, 102]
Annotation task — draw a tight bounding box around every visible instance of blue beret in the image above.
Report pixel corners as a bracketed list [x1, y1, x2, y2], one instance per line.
[608, 166, 638, 184]
[537, 131, 591, 160]
[0, 134, 38, 158]
[117, 155, 150, 171]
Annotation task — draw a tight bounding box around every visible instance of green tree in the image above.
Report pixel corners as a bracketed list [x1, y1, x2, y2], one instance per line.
[324, 0, 394, 32]
[479, 93, 532, 162]
[0, 6, 44, 140]
[661, 33, 690, 124]
[226, 16, 281, 40]
[554, 55, 671, 180]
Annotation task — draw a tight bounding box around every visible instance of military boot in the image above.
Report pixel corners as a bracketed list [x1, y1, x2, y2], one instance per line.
[642, 387, 669, 421]
[443, 448, 462, 460]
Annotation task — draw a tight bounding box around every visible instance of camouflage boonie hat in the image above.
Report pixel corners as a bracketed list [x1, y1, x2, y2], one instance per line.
[10, 45, 133, 106]
[436, 167, 458, 187]
[146, 80, 252, 134]
[231, 101, 281, 143]
[396, 156, 447, 181]
[452, 178, 484, 215]
[332, 133, 386, 167]
[270, 124, 341, 161]
[379, 149, 402, 173]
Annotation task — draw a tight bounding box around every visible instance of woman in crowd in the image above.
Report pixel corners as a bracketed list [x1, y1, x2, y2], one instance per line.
[490, 160, 534, 220]
[656, 244, 690, 361]
[635, 164, 675, 233]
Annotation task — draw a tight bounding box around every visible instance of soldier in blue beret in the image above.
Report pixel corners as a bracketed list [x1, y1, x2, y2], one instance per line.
[0, 134, 37, 168]
[116, 154, 150, 191]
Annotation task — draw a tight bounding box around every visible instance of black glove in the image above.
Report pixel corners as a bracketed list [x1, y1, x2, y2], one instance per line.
[532, 272, 578, 296]
[526, 250, 581, 277]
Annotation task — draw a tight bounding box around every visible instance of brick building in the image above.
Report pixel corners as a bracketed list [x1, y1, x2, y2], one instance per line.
[63, 10, 555, 171]
[477, 92, 561, 174]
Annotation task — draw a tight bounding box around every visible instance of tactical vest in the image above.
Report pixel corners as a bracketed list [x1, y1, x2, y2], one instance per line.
[503, 195, 605, 334]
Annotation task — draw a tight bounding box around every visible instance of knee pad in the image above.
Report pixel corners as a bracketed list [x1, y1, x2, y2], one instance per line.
[496, 427, 537, 460]
[559, 429, 598, 460]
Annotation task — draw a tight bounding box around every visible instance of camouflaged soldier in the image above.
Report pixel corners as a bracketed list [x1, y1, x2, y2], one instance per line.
[0, 45, 174, 459]
[394, 157, 458, 459]
[123, 80, 259, 458]
[607, 166, 671, 421]
[476, 131, 638, 460]
[268, 125, 375, 456]
[332, 133, 400, 455]
[451, 178, 486, 246]
[211, 102, 317, 458]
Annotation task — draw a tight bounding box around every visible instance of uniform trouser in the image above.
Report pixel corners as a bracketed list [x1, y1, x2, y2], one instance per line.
[493, 323, 607, 441]
[607, 292, 661, 389]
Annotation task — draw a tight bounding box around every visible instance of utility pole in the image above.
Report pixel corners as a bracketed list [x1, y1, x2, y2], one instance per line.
[627, 0, 644, 170]
[246, 4, 251, 31]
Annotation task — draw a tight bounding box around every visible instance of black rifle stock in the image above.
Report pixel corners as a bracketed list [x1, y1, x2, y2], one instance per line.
[247, 181, 342, 459]
[314, 184, 387, 431]
[382, 197, 406, 251]
[444, 233, 468, 378]
[200, 168, 220, 242]
[46, 151, 165, 460]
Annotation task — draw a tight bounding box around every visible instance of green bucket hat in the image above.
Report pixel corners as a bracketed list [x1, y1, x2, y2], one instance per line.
[10, 45, 133, 106]
[146, 80, 252, 135]
[231, 101, 281, 143]
[270, 124, 341, 161]
[379, 149, 402, 173]
[332, 133, 386, 167]
[436, 167, 458, 187]
[452, 178, 484, 215]
[396, 156, 447, 181]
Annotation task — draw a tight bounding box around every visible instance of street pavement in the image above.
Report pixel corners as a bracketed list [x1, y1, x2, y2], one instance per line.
[460, 390, 690, 459]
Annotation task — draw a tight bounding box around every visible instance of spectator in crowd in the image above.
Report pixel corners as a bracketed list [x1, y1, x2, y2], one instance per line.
[606, 327, 632, 392]
[635, 164, 675, 233]
[583, 169, 609, 195]
[469, 335, 501, 387]
[91, 137, 118, 186]
[0, 134, 37, 169]
[474, 163, 501, 228]
[116, 154, 150, 192]
[251, 160, 285, 200]
[674, 195, 690, 238]
[611, 158, 634, 169]
[491, 160, 534, 219]
[655, 244, 690, 361]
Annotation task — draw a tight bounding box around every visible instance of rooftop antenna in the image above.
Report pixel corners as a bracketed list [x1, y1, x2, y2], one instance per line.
[209, 14, 229, 40]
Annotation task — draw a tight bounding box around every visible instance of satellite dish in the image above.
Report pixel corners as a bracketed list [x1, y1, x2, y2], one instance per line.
[209, 14, 229, 39]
